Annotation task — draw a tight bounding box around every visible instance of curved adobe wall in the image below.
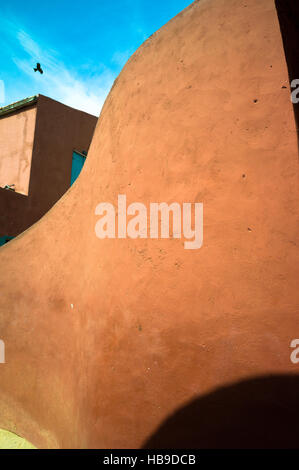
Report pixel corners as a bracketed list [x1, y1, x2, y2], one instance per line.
[0, 0, 298, 448]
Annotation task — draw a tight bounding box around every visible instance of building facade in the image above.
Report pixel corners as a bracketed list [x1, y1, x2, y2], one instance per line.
[0, 95, 97, 245]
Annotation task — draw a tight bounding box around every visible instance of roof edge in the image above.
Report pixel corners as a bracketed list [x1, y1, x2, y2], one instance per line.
[0, 95, 38, 117]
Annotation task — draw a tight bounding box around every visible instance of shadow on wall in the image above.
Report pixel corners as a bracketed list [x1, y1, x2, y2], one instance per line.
[143, 375, 299, 449]
[275, 0, 299, 136]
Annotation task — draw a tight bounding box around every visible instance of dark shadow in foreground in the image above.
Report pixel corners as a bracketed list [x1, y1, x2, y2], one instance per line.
[143, 375, 299, 448]
[275, 0, 299, 138]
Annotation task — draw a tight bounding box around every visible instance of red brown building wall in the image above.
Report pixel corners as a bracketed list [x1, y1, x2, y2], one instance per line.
[0, 95, 97, 237]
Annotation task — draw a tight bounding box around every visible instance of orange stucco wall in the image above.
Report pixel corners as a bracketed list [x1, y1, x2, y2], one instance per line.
[0, 106, 36, 195]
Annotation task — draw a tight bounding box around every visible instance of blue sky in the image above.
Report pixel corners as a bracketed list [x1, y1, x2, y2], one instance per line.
[0, 0, 192, 116]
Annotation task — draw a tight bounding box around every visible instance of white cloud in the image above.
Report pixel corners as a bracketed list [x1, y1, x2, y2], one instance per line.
[10, 28, 117, 116]
[14, 55, 114, 116]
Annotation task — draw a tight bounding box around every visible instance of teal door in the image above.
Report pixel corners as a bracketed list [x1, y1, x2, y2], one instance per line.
[71, 151, 86, 186]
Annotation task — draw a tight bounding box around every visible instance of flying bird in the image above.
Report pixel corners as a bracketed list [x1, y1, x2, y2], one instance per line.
[34, 63, 43, 74]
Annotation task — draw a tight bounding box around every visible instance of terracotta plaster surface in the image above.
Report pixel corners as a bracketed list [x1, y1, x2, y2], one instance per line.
[0, 106, 36, 195]
[0, 0, 298, 448]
